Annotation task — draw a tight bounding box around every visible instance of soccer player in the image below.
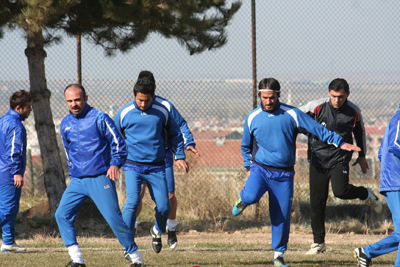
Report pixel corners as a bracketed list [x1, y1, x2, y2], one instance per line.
[56, 84, 143, 267]
[134, 70, 200, 249]
[114, 78, 187, 254]
[299, 78, 382, 255]
[0, 90, 31, 252]
[354, 105, 400, 267]
[232, 78, 361, 267]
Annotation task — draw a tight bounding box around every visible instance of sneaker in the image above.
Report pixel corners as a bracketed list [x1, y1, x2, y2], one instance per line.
[65, 261, 86, 267]
[354, 247, 371, 267]
[232, 197, 248, 216]
[124, 251, 131, 261]
[130, 263, 145, 267]
[273, 256, 290, 267]
[167, 229, 178, 249]
[1, 243, 27, 252]
[365, 188, 382, 214]
[150, 227, 162, 253]
[305, 243, 326, 255]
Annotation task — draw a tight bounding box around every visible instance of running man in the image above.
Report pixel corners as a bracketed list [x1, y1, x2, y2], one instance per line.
[134, 70, 200, 249]
[232, 78, 361, 267]
[114, 78, 188, 254]
[299, 78, 382, 255]
[56, 84, 143, 267]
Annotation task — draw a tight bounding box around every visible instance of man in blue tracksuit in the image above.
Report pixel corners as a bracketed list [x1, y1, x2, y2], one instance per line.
[231, 78, 361, 267]
[56, 84, 142, 267]
[134, 70, 200, 249]
[0, 90, 31, 253]
[354, 105, 400, 267]
[114, 78, 187, 254]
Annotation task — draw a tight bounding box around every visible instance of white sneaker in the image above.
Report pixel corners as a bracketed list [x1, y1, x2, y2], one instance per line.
[305, 243, 326, 255]
[1, 243, 27, 252]
[365, 188, 382, 214]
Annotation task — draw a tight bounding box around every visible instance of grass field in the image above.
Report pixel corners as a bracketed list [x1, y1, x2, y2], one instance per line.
[0, 229, 397, 267]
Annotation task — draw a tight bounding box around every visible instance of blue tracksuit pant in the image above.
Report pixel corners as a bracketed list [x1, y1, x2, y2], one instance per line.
[0, 185, 21, 245]
[55, 174, 137, 252]
[240, 164, 294, 252]
[363, 191, 400, 266]
[123, 170, 170, 233]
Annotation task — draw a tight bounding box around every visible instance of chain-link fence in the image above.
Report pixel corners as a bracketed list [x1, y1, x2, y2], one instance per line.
[1, 1, 400, 221]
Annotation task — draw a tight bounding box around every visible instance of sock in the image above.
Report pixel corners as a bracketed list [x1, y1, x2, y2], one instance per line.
[152, 226, 161, 237]
[274, 251, 284, 259]
[167, 219, 177, 231]
[128, 249, 143, 264]
[68, 244, 84, 264]
[134, 218, 139, 229]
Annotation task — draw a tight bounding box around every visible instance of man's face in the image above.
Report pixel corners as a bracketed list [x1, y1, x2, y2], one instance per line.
[329, 88, 349, 109]
[16, 102, 32, 119]
[65, 87, 87, 115]
[135, 92, 153, 111]
[260, 90, 279, 111]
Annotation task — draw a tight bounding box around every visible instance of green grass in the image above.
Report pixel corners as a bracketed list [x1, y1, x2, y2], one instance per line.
[1, 231, 397, 267]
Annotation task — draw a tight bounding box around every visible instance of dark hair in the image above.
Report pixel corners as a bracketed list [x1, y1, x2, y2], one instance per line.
[328, 78, 349, 93]
[138, 70, 155, 85]
[64, 84, 87, 97]
[10, 90, 31, 110]
[258, 78, 281, 97]
[134, 78, 155, 97]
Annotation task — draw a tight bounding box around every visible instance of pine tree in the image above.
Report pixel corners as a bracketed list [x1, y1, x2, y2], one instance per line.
[0, 0, 241, 215]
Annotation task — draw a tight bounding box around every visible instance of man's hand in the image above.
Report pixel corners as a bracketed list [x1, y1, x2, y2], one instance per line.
[340, 143, 361, 152]
[106, 165, 120, 181]
[247, 170, 251, 178]
[186, 146, 201, 157]
[352, 156, 369, 174]
[176, 159, 189, 173]
[14, 174, 24, 188]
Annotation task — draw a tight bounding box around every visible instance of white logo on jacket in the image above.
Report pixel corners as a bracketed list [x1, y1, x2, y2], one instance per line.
[104, 184, 110, 189]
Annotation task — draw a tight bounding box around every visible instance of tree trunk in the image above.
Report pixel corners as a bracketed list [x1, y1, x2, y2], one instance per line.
[25, 30, 66, 216]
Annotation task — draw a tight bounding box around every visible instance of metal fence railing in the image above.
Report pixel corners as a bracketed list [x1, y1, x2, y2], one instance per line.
[1, 1, 400, 221]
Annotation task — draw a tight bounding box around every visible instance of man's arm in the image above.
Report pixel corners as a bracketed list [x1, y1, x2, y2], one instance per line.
[6, 124, 25, 186]
[388, 119, 400, 158]
[99, 113, 128, 181]
[349, 103, 369, 173]
[165, 112, 188, 172]
[241, 116, 253, 171]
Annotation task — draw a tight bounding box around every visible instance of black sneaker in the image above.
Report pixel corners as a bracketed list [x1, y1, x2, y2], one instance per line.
[167, 230, 178, 249]
[354, 248, 371, 267]
[150, 227, 162, 253]
[130, 263, 144, 267]
[66, 261, 86, 267]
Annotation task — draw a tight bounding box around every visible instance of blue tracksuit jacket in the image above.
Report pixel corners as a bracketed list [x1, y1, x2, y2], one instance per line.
[114, 98, 185, 165]
[242, 102, 344, 171]
[61, 104, 127, 178]
[378, 105, 400, 193]
[0, 109, 27, 185]
[154, 95, 195, 167]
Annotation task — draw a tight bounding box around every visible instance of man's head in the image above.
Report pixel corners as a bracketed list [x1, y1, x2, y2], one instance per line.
[328, 78, 350, 109]
[138, 70, 156, 85]
[134, 79, 155, 111]
[64, 84, 88, 115]
[258, 78, 280, 111]
[10, 90, 32, 119]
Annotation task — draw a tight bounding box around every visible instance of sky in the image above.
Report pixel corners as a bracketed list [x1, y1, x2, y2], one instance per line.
[0, 0, 399, 82]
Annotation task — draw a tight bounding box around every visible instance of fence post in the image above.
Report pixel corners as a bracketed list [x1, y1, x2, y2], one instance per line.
[28, 149, 34, 196]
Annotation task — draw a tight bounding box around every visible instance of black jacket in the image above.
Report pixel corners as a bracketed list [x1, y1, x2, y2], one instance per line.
[299, 97, 366, 169]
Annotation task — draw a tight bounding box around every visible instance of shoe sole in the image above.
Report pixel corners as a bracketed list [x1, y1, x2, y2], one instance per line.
[168, 241, 178, 249]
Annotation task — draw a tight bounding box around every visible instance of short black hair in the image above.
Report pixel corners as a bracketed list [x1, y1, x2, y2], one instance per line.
[134, 78, 155, 97]
[258, 78, 281, 97]
[10, 90, 31, 110]
[64, 84, 87, 97]
[138, 70, 155, 85]
[329, 78, 349, 93]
